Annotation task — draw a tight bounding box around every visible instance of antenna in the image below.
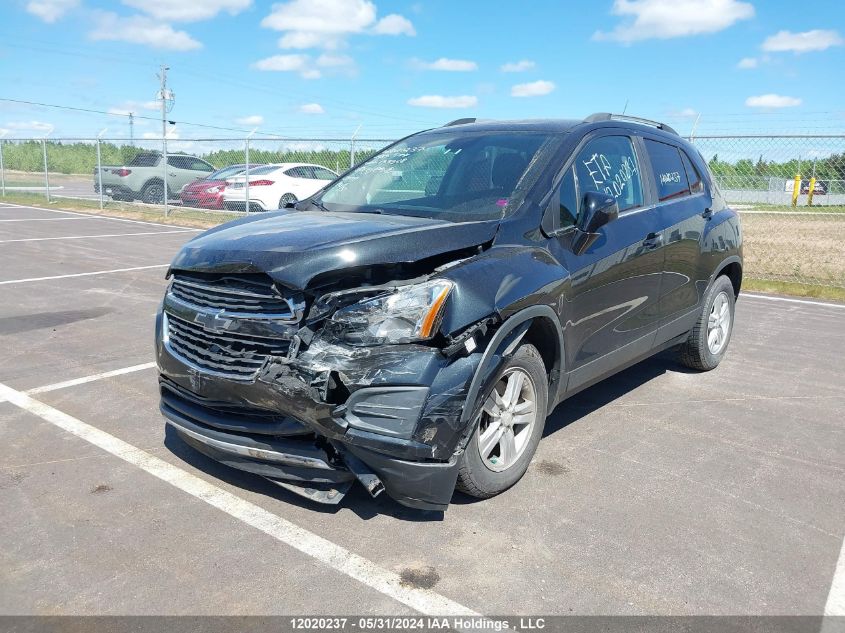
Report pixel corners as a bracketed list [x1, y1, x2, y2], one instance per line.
[622, 99, 629, 115]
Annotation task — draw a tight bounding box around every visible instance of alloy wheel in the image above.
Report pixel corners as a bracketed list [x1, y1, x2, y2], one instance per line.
[476, 367, 538, 473]
[707, 291, 731, 354]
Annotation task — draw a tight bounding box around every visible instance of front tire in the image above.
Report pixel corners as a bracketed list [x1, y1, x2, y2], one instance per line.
[457, 343, 548, 498]
[678, 275, 736, 371]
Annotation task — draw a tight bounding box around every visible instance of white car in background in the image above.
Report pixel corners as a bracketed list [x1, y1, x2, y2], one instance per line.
[223, 163, 339, 212]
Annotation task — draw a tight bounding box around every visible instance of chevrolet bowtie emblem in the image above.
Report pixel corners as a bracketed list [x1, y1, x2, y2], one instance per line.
[194, 311, 233, 331]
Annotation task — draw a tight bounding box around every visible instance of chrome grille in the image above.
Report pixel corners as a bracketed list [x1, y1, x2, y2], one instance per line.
[165, 313, 289, 380]
[169, 275, 297, 319]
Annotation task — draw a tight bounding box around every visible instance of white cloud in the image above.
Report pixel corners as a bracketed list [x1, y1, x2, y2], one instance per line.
[761, 29, 844, 54]
[253, 52, 356, 78]
[372, 14, 416, 35]
[500, 60, 535, 72]
[6, 120, 54, 132]
[143, 129, 179, 140]
[745, 94, 802, 108]
[122, 0, 251, 22]
[593, 0, 754, 43]
[261, 0, 414, 51]
[278, 31, 343, 49]
[407, 95, 478, 108]
[415, 57, 478, 71]
[299, 103, 325, 114]
[510, 80, 555, 97]
[25, 0, 78, 22]
[236, 115, 264, 126]
[737, 57, 758, 69]
[254, 53, 311, 72]
[89, 13, 202, 50]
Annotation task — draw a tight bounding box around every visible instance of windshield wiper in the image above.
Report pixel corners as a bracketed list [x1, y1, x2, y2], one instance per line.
[308, 198, 330, 212]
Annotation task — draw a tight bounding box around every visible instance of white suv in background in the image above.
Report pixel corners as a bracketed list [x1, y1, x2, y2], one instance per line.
[223, 163, 339, 212]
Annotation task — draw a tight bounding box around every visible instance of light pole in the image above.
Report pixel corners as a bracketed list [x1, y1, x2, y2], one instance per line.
[157, 64, 174, 216]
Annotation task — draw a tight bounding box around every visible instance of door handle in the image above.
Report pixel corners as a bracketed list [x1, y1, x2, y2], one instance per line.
[643, 232, 663, 249]
[702, 207, 713, 220]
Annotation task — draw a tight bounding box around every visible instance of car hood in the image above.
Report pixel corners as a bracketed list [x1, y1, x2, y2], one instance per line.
[182, 179, 225, 192]
[169, 211, 500, 290]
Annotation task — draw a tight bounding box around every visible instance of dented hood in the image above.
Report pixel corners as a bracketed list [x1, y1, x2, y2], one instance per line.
[169, 210, 500, 290]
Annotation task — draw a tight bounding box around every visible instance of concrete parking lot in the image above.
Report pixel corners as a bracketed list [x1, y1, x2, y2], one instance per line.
[0, 200, 843, 619]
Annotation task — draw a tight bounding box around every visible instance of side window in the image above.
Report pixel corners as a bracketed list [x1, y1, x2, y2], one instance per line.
[312, 167, 337, 180]
[189, 159, 214, 172]
[644, 139, 690, 202]
[680, 150, 703, 194]
[167, 156, 189, 169]
[574, 136, 643, 212]
[285, 167, 306, 178]
[559, 166, 578, 228]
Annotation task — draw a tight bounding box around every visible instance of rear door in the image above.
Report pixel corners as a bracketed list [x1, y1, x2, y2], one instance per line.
[640, 137, 711, 344]
[549, 132, 666, 392]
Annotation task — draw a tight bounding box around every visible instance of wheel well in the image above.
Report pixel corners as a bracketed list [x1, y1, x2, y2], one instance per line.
[717, 262, 742, 297]
[521, 317, 559, 384]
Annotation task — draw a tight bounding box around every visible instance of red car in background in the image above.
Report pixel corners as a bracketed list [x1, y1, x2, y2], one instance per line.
[179, 164, 262, 209]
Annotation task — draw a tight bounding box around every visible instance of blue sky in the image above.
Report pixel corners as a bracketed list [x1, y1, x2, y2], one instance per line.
[1, 0, 844, 140]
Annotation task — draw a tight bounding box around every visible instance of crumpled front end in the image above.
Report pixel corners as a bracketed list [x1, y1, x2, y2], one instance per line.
[155, 270, 485, 511]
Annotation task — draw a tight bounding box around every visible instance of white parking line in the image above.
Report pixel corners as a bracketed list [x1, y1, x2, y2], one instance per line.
[0, 217, 101, 222]
[825, 537, 845, 615]
[0, 202, 203, 230]
[0, 264, 168, 285]
[742, 293, 845, 309]
[0, 381, 478, 618]
[0, 230, 193, 244]
[25, 362, 157, 395]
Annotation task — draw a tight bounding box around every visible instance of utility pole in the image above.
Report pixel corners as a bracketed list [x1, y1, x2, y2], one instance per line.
[129, 112, 134, 147]
[157, 64, 171, 216]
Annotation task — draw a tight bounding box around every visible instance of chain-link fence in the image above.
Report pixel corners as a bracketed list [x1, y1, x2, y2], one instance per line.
[1, 134, 843, 288]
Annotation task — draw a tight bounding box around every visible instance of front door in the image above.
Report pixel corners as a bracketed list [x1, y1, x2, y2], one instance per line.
[549, 133, 665, 392]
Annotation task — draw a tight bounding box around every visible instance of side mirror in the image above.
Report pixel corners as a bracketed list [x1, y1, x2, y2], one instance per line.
[572, 191, 619, 255]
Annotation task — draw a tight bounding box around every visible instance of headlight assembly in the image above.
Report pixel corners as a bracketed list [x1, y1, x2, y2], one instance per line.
[329, 279, 453, 345]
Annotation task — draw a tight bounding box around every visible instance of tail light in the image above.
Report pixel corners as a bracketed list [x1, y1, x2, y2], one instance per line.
[111, 168, 132, 177]
[249, 179, 275, 187]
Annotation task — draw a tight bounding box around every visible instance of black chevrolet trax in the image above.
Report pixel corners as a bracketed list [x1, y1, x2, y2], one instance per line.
[155, 114, 742, 511]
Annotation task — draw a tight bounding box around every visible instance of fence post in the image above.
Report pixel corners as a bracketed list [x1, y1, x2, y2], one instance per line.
[96, 138, 104, 211]
[162, 134, 169, 218]
[42, 138, 51, 202]
[792, 174, 801, 208]
[807, 176, 816, 207]
[0, 139, 5, 197]
[244, 136, 250, 213]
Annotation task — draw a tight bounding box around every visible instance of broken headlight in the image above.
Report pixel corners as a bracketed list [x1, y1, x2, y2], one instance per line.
[330, 279, 453, 345]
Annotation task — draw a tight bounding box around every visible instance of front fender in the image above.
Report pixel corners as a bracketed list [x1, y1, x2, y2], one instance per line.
[439, 245, 569, 335]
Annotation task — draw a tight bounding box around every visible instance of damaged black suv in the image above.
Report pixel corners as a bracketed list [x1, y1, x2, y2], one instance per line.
[155, 114, 742, 511]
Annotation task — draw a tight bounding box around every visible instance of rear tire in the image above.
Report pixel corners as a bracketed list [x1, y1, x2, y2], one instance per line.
[140, 181, 165, 205]
[457, 343, 548, 498]
[279, 193, 298, 208]
[678, 275, 736, 371]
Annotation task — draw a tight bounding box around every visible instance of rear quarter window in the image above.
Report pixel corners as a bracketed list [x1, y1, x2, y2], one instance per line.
[644, 139, 690, 202]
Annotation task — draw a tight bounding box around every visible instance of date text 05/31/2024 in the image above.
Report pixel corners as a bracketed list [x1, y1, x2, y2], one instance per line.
[289, 616, 547, 630]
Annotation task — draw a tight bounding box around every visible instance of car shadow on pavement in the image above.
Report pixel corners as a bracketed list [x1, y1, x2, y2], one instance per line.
[542, 349, 697, 438]
[163, 425, 446, 522]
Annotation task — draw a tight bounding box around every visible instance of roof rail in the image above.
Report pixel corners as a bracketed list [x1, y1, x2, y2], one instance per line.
[584, 112, 679, 136]
[442, 117, 481, 127]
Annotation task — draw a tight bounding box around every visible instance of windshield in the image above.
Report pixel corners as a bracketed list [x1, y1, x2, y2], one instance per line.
[319, 131, 557, 222]
[208, 165, 247, 180]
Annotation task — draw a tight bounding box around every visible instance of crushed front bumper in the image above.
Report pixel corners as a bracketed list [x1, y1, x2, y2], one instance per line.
[155, 310, 478, 511]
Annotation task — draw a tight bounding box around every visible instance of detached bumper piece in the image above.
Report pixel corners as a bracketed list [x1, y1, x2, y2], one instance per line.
[159, 379, 459, 511]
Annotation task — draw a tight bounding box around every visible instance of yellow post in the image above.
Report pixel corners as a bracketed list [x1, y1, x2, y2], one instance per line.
[792, 174, 801, 207]
[807, 176, 816, 207]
